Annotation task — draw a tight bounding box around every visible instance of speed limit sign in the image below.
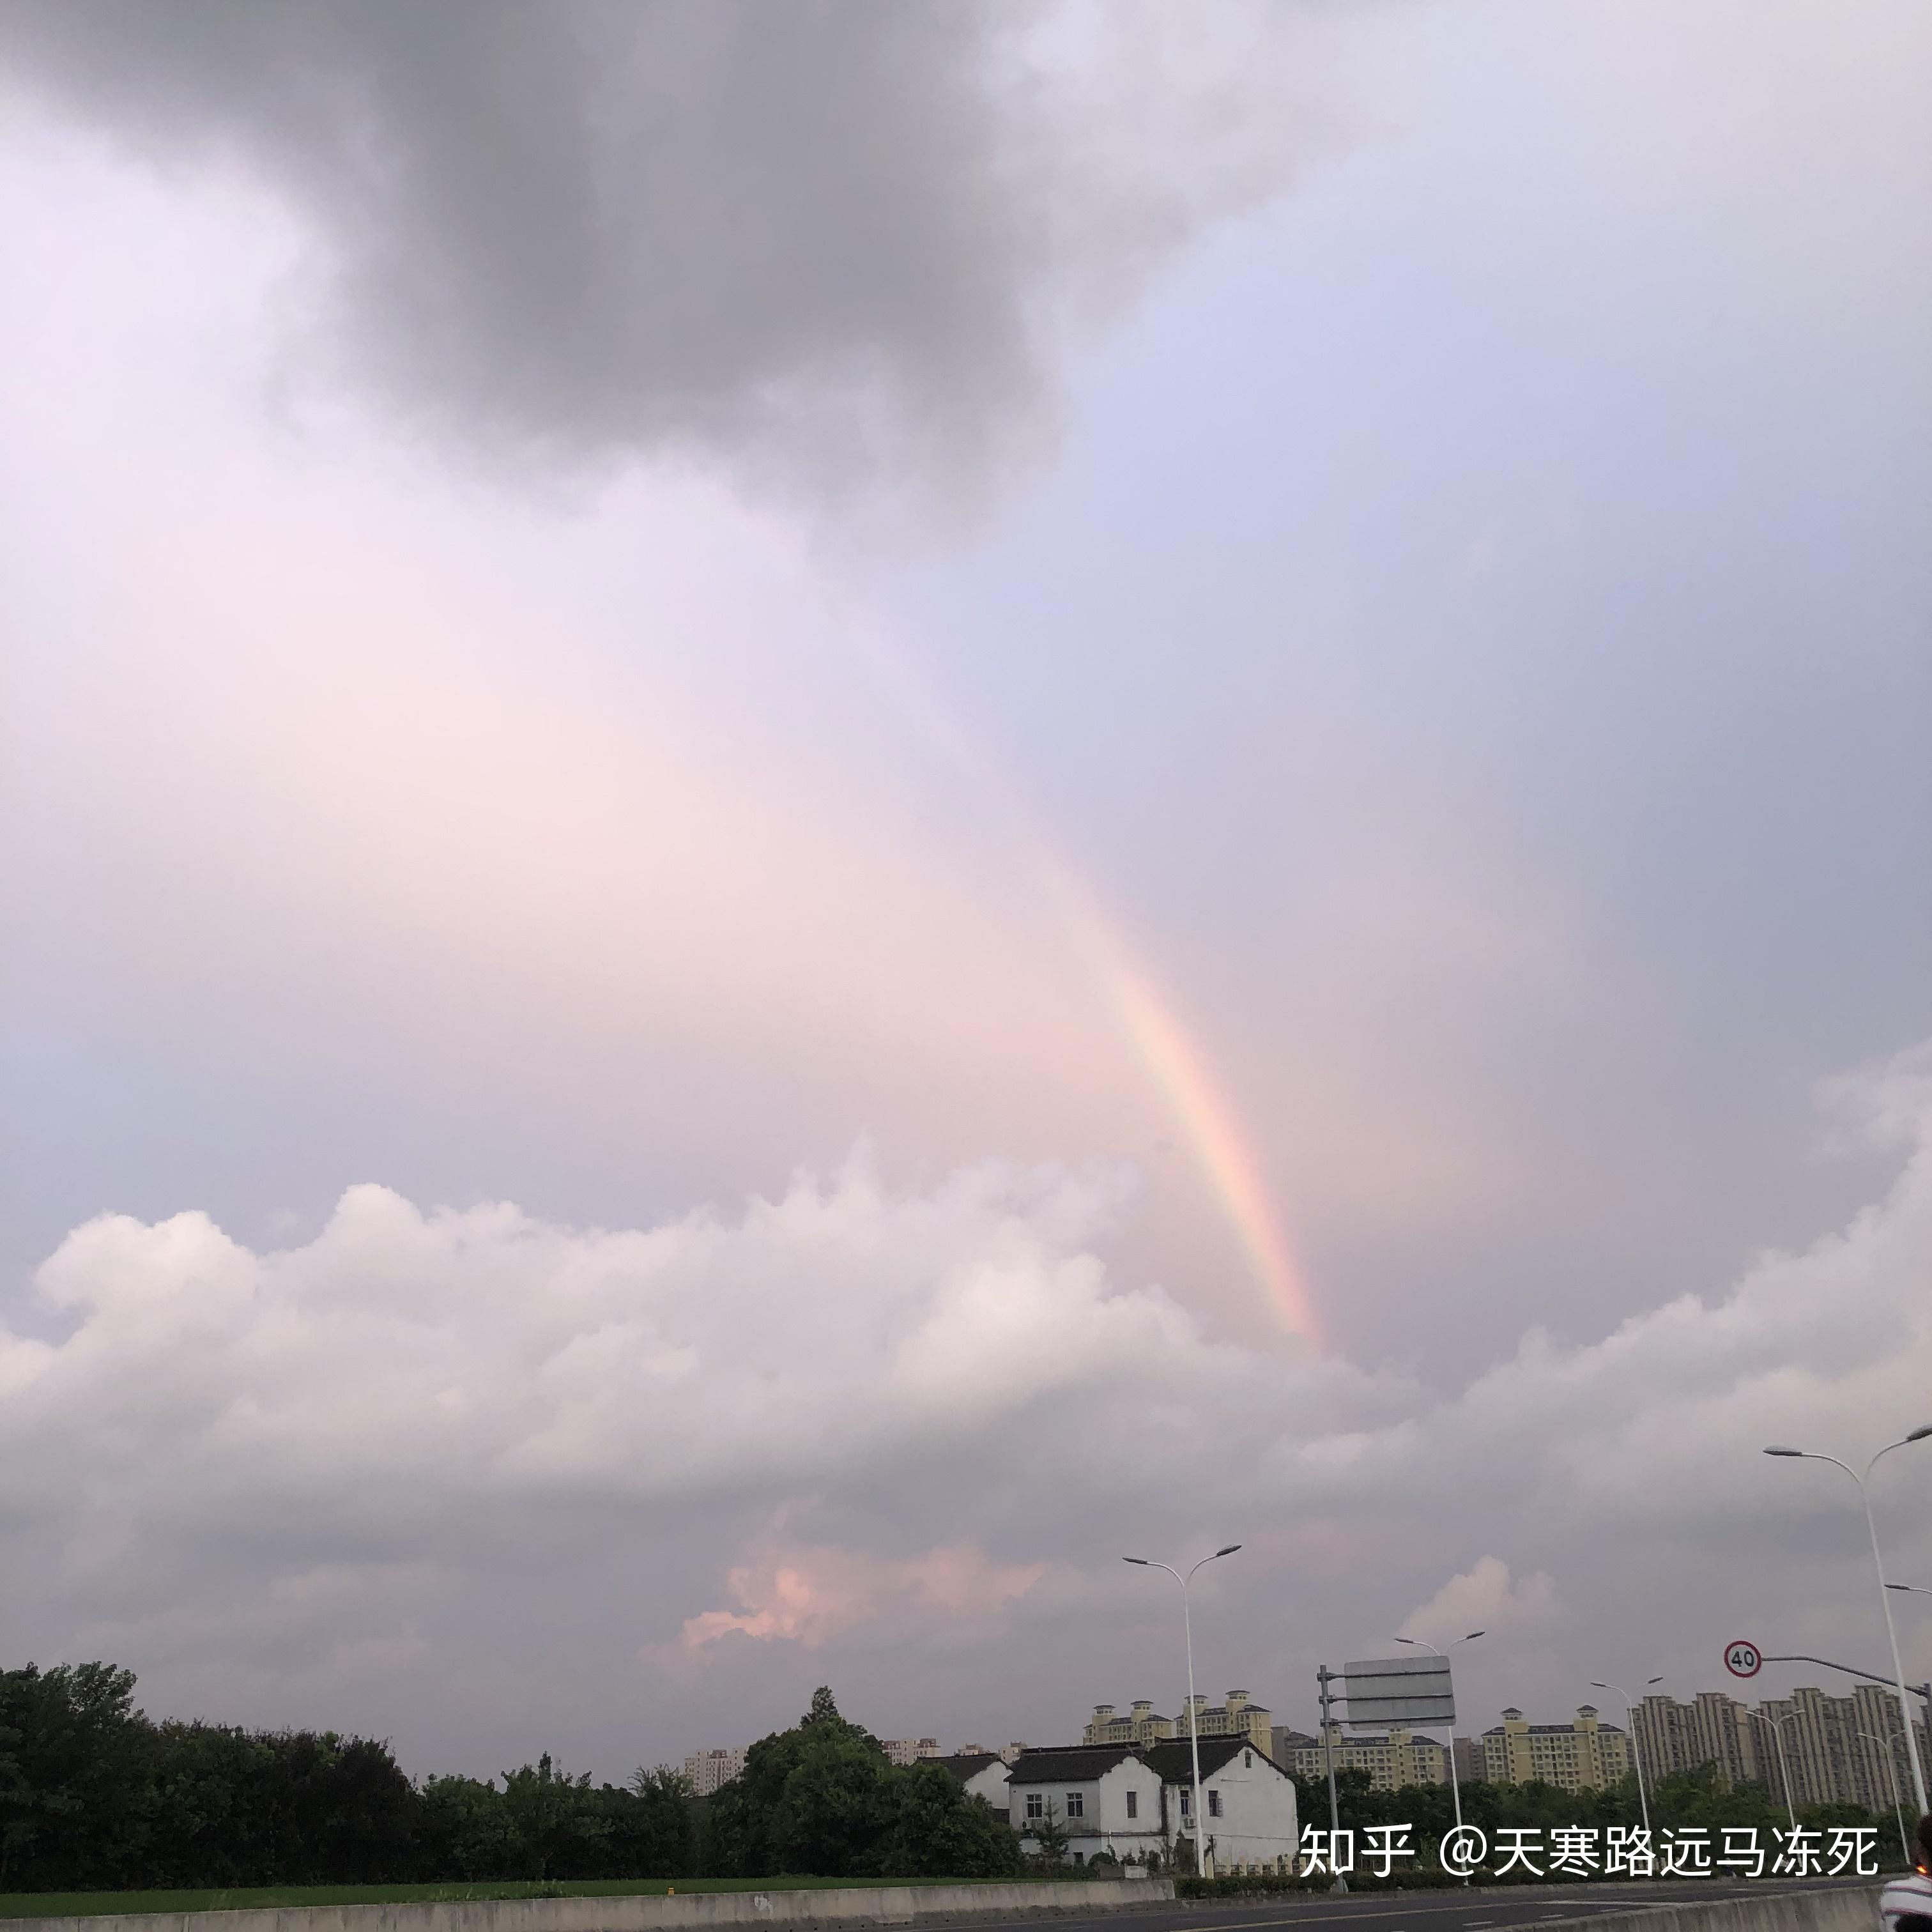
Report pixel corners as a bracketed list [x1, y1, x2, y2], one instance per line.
[1725, 1639, 1763, 1679]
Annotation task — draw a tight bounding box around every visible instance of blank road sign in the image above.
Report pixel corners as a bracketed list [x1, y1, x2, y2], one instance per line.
[1343, 1655, 1456, 1726]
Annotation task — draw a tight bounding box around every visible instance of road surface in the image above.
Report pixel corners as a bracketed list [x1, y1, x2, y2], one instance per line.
[953, 1876, 1880, 1932]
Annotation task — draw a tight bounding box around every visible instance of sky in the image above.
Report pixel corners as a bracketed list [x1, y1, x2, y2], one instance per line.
[2, 0, 1931, 1783]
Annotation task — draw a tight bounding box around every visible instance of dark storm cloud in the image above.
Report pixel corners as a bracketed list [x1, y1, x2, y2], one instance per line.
[0, 0, 1308, 504]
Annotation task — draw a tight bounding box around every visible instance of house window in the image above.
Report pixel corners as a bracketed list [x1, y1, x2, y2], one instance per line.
[1066, 1791, 1085, 1818]
[1208, 1790, 1222, 1818]
[1025, 1792, 1043, 1820]
[1179, 1789, 1192, 1815]
[1125, 1790, 1138, 1820]
[1244, 1751, 1252, 1768]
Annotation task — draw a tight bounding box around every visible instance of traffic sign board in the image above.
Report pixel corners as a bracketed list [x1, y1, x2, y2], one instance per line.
[1724, 1639, 1763, 1679]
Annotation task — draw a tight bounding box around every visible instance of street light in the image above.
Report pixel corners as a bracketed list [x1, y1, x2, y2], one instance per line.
[1765, 1710, 1801, 1834]
[1762, 1424, 1932, 1813]
[1590, 1678, 1662, 1837]
[1394, 1630, 1485, 1830]
[1856, 1728, 1912, 1869]
[1124, 1545, 1241, 1878]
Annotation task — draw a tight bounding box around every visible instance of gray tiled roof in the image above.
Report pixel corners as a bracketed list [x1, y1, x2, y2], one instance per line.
[1005, 1745, 1140, 1785]
[1145, 1736, 1280, 1783]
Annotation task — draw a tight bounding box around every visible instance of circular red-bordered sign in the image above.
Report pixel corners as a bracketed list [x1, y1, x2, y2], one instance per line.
[1724, 1639, 1763, 1679]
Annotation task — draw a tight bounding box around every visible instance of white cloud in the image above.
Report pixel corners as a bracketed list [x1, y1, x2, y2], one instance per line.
[4, 1045, 1931, 1771]
[3, 1150, 1280, 1529]
[1399, 1557, 1561, 1644]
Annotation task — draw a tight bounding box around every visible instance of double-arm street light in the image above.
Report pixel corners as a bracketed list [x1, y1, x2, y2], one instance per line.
[1124, 1545, 1241, 1878]
[1763, 1423, 1932, 1814]
[1765, 1710, 1800, 1834]
[1590, 1677, 1662, 1837]
[1855, 1727, 1912, 1869]
[1394, 1631, 1485, 1829]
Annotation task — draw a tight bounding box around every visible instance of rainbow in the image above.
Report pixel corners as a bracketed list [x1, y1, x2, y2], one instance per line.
[1039, 861, 1322, 1347]
[848, 625, 1321, 1346]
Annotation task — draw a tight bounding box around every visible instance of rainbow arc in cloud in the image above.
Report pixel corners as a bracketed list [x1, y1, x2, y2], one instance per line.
[852, 622, 1321, 1346]
[1039, 861, 1321, 1347]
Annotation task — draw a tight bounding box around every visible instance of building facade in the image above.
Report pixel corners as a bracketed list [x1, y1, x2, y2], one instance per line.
[935, 1751, 1012, 1817]
[682, 1746, 747, 1796]
[1177, 1692, 1274, 1749]
[878, 1737, 942, 1767]
[1628, 1683, 1930, 1812]
[1006, 1737, 1297, 1873]
[1631, 1691, 1761, 1790]
[1749, 1685, 1929, 1814]
[1482, 1706, 1632, 1791]
[1088, 1692, 1269, 1750]
[1085, 1701, 1177, 1745]
[1287, 1725, 1448, 1791]
[1271, 1726, 1319, 1768]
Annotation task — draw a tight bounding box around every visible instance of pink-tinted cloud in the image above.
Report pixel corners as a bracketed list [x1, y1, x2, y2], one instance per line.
[682, 1544, 1048, 1650]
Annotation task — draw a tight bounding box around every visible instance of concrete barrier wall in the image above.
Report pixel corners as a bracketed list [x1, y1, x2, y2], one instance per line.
[1579, 1883, 1885, 1932]
[2, 1877, 1174, 1932]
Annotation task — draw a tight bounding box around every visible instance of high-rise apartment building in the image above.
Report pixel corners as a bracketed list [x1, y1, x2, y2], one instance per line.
[1630, 1683, 1929, 1813]
[682, 1746, 748, 1795]
[1087, 1691, 1271, 1750]
[1481, 1706, 1632, 1791]
[1632, 1691, 1760, 1790]
[878, 1737, 942, 1767]
[1288, 1725, 1448, 1791]
[1750, 1685, 1927, 1814]
[1177, 1690, 1274, 1749]
[1084, 1701, 1177, 1746]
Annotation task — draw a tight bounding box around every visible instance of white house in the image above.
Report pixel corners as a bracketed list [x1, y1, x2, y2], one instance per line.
[1146, 1737, 1299, 1873]
[935, 1751, 1012, 1816]
[1006, 1738, 1297, 1873]
[1005, 1745, 1166, 1864]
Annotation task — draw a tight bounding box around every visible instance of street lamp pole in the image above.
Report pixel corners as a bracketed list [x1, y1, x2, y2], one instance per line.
[1763, 1425, 1932, 1814]
[1767, 1710, 1800, 1834]
[1125, 1545, 1241, 1879]
[1590, 1678, 1661, 1837]
[1856, 1728, 1912, 1869]
[1394, 1631, 1485, 1831]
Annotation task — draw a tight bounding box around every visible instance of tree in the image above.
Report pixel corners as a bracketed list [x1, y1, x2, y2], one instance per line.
[873, 1763, 1020, 1879]
[501, 1755, 604, 1880]
[1027, 1799, 1070, 1868]
[417, 1774, 521, 1881]
[621, 1767, 697, 1879]
[0, 1662, 154, 1889]
[1648, 1763, 1779, 1832]
[706, 1688, 1016, 1880]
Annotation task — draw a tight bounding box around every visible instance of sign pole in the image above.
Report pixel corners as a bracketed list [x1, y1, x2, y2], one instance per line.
[1317, 1664, 1346, 1890]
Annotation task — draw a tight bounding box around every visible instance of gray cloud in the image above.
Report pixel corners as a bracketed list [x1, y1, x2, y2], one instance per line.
[0, 1, 1316, 510]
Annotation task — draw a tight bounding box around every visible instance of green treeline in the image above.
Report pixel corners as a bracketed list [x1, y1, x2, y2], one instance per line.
[1, 1667, 1017, 1893]
[0, 1663, 693, 1892]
